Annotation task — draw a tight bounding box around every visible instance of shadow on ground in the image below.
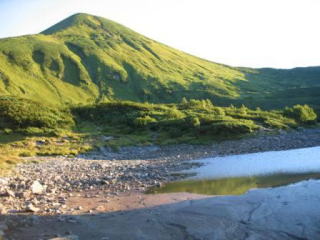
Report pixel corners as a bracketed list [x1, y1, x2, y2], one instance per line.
[3, 180, 320, 240]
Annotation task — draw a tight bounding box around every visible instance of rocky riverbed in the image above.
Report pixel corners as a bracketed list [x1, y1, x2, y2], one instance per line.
[1, 128, 320, 239]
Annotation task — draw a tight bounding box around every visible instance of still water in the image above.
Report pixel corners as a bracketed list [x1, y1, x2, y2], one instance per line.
[150, 146, 320, 195]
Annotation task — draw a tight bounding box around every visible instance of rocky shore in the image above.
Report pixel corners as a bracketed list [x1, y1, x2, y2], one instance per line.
[0, 156, 197, 215]
[1, 128, 320, 239]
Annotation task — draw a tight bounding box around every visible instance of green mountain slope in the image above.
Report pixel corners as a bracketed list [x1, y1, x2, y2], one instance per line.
[0, 13, 319, 108]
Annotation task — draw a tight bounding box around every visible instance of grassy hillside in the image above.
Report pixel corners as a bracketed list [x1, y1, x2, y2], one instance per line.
[0, 13, 245, 106]
[236, 67, 320, 108]
[1, 13, 319, 108]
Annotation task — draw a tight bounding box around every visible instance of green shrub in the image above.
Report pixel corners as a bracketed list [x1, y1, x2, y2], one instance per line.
[182, 99, 214, 110]
[264, 118, 289, 129]
[0, 96, 74, 130]
[166, 108, 185, 119]
[133, 116, 157, 127]
[212, 107, 225, 116]
[207, 119, 257, 135]
[284, 104, 317, 123]
[72, 100, 317, 143]
[191, 117, 200, 128]
[3, 128, 12, 134]
[180, 97, 188, 105]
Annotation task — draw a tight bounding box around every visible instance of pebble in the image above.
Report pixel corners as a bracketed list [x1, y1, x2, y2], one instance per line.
[26, 203, 40, 213]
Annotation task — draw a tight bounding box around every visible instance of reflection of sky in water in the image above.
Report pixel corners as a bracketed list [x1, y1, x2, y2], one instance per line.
[184, 146, 320, 179]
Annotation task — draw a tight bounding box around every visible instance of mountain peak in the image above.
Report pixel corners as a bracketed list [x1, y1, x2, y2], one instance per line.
[41, 13, 123, 35]
[41, 13, 88, 34]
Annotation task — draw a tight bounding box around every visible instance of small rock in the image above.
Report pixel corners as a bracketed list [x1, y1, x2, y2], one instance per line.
[16, 191, 30, 199]
[0, 178, 8, 185]
[26, 203, 40, 213]
[101, 180, 109, 185]
[31, 180, 45, 194]
[5, 189, 15, 198]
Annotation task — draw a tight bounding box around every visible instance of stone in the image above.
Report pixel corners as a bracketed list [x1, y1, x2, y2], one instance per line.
[26, 203, 40, 213]
[16, 191, 30, 199]
[5, 189, 15, 198]
[30, 180, 45, 194]
[0, 178, 8, 185]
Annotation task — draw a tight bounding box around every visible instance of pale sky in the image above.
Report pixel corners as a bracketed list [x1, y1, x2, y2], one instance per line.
[1, 0, 320, 68]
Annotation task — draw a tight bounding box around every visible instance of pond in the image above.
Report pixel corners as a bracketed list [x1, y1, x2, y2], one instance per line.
[150, 146, 320, 195]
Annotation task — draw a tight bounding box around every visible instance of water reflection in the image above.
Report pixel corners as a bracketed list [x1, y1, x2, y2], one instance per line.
[184, 146, 320, 179]
[149, 172, 320, 195]
[150, 146, 320, 195]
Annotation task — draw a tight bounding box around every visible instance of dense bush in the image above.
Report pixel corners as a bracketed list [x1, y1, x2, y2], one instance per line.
[284, 104, 317, 123]
[0, 96, 74, 130]
[205, 120, 258, 135]
[166, 108, 185, 119]
[3, 97, 314, 141]
[73, 100, 310, 141]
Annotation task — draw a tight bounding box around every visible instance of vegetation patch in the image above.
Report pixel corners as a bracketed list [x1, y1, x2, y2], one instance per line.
[0, 96, 318, 171]
[0, 96, 74, 130]
[72, 98, 317, 147]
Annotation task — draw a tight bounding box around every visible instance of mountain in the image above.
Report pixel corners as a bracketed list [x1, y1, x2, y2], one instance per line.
[0, 13, 319, 108]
